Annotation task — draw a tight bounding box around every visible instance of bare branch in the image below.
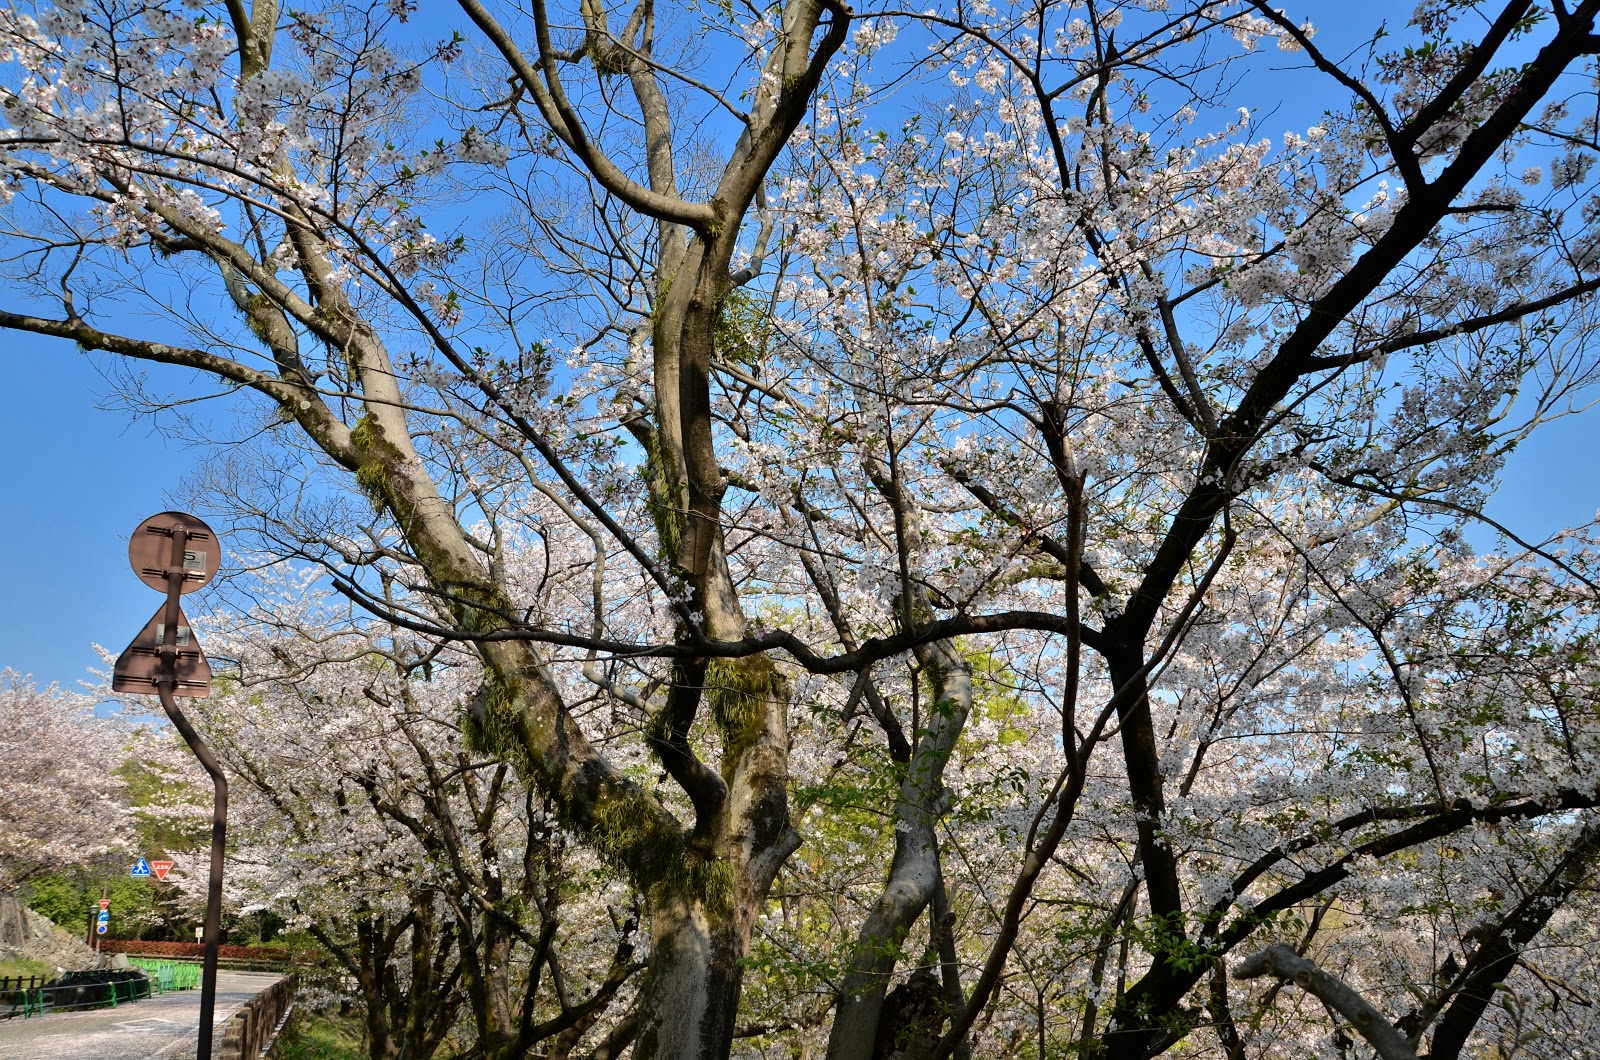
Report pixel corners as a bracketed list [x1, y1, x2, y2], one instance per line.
[1234, 945, 1418, 1060]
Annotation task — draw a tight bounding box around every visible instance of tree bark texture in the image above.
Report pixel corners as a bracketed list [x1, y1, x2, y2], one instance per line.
[826, 640, 972, 1060]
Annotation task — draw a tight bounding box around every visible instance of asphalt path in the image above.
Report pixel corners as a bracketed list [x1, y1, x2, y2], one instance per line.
[0, 971, 283, 1060]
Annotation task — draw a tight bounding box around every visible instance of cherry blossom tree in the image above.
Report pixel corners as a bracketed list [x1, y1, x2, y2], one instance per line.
[4, 0, 1600, 1057]
[742, 3, 1600, 1055]
[172, 572, 642, 1060]
[0, 670, 134, 892]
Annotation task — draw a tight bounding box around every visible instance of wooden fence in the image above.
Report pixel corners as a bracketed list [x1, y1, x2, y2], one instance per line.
[0, 975, 46, 1016]
[218, 974, 296, 1060]
[0, 976, 45, 996]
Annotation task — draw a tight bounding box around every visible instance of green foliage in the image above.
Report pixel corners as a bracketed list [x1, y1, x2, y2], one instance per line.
[685, 855, 736, 918]
[586, 789, 689, 896]
[966, 646, 1031, 746]
[1126, 911, 1221, 976]
[947, 645, 1043, 826]
[639, 430, 684, 561]
[461, 678, 534, 777]
[349, 413, 381, 456]
[226, 909, 294, 946]
[276, 1007, 368, 1060]
[116, 756, 208, 852]
[714, 287, 771, 368]
[349, 415, 397, 511]
[24, 869, 166, 939]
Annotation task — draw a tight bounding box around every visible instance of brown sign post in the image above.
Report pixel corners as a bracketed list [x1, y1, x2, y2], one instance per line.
[113, 512, 227, 1060]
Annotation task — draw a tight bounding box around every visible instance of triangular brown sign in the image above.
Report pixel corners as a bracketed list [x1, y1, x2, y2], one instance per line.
[113, 605, 213, 698]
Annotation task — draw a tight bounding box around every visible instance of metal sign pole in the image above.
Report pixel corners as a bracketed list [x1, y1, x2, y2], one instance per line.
[153, 525, 227, 1060]
[115, 512, 227, 1060]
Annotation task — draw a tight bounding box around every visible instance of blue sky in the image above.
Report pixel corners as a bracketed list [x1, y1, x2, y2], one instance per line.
[0, 333, 208, 692]
[3, 2, 1599, 691]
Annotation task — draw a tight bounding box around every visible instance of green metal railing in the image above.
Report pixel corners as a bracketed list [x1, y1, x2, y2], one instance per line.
[1, 978, 46, 1018]
[126, 958, 202, 992]
[6, 979, 152, 1024]
[2, 972, 153, 1018]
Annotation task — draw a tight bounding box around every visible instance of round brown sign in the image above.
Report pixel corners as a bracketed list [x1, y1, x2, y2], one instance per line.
[128, 511, 222, 594]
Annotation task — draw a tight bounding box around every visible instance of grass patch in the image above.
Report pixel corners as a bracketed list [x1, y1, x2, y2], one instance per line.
[276, 1007, 367, 1060]
[0, 958, 53, 980]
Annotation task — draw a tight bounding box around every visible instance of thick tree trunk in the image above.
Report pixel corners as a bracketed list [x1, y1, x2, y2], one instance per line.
[632, 894, 746, 1060]
[1102, 647, 1181, 925]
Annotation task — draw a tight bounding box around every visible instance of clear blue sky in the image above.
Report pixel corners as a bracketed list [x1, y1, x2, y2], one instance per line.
[0, 332, 209, 692]
[2, 3, 1598, 691]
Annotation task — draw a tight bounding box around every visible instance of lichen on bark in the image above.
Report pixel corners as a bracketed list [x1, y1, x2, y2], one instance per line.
[465, 673, 697, 897]
[639, 429, 685, 562]
[589, 792, 691, 891]
[351, 414, 397, 509]
[706, 654, 785, 782]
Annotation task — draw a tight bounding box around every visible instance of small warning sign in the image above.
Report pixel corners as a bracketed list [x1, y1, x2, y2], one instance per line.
[112, 605, 212, 698]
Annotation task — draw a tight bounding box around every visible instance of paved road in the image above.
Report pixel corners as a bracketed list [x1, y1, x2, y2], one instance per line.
[0, 971, 282, 1060]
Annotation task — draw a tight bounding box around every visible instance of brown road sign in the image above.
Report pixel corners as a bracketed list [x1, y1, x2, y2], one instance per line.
[128, 511, 221, 595]
[113, 604, 213, 697]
